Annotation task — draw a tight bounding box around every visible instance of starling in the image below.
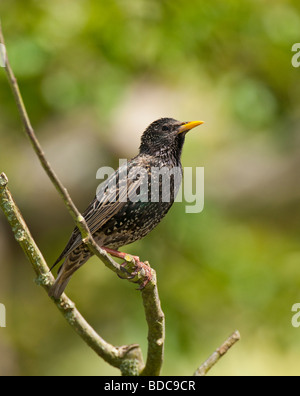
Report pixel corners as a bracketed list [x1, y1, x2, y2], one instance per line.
[49, 118, 204, 298]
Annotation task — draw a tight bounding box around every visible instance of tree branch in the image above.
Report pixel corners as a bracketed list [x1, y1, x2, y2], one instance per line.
[0, 22, 165, 375]
[193, 330, 241, 376]
[0, 172, 144, 375]
[140, 270, 165, 376]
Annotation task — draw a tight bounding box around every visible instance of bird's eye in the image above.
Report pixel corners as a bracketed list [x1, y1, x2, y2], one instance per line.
[162, 125, 169, 132]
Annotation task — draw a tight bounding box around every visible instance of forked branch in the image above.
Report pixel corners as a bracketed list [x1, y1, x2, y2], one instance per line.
[0, 22, 164, 376]
[0, 172, 144, 375]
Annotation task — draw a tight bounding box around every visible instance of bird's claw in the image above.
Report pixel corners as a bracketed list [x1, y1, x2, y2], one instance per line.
[132, 260, 152, 290]
[119, 257, 152, 289]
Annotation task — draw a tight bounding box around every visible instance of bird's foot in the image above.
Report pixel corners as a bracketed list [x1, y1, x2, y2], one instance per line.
[101, 247, 152, 289]
[124, 258, 152, 290]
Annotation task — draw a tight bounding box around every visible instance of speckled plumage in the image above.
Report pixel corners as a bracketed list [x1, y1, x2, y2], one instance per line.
[49, 118, 203, 298]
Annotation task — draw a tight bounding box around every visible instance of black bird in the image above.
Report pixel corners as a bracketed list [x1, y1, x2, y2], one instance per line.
[49, 118, 204, 298]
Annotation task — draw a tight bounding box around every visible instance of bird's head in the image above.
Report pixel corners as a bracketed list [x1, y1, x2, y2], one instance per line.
[139, 118, 204, 158]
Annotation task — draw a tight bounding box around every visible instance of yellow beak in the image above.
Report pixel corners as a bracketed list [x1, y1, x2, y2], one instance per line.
[178, 120, 204, 134]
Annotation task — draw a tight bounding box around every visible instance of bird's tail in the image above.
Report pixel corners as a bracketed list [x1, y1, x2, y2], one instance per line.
[48, 267, 71, 300]
[48, 247, 91, 299]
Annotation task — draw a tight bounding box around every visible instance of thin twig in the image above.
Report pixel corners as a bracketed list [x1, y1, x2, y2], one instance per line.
[0, 172, 144, 375]
[0, 23, 126, 279]
[193, 330, 241, 376]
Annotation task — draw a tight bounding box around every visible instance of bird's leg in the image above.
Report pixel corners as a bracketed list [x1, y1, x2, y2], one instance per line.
[101, 247, 152, 289]
[101, 247, 140, 263]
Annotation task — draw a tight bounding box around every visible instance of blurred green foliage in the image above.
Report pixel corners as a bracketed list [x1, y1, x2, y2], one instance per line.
[1, 0, 300, 376]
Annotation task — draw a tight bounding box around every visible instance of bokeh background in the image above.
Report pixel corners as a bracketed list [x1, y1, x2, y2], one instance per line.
[1, 0, 300, 376]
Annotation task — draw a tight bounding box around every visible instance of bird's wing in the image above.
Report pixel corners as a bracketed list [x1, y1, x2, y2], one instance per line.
[53, 161, 149, 266]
